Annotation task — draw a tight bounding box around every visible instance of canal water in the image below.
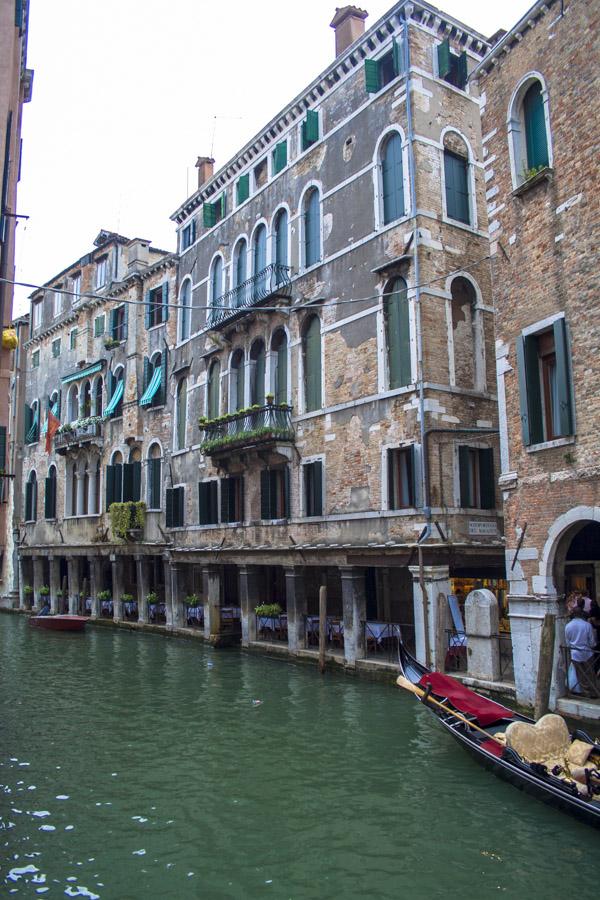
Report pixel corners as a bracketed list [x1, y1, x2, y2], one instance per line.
[1, 615, 598, 899]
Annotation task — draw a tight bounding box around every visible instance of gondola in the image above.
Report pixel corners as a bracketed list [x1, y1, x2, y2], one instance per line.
[397, 643, 600, 829]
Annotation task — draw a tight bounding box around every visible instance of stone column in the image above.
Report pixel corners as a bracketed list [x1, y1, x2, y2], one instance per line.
[49, 557, 60, 614]
[66, 557, 80, 615]
[239, 565, 260, 647]
[136, 556, 148, 624]
[163, 557, 173, 627]
[465, 589, 501, 681]
[111, 555, 122, 621]
[18, 555, 27, 609]
[89, 558, 102, 618]
[409, 565, 451, 670]
[340, 566, 366, 666]
[32, 556, 44, 613]
[87, 466, 98, 515]
[285, 566, 307, 652]
[170, 562, 184, 629]
[76, 473, 85, 517]
[203, 565, 221, 640]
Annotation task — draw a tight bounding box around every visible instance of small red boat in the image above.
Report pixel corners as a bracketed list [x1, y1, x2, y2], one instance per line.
[29, 615, 88, 633]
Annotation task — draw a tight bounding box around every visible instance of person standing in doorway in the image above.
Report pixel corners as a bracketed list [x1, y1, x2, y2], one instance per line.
[565, 608, 599, 697]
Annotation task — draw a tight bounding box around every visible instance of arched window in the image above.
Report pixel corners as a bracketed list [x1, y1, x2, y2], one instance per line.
[140, 352, 164, 410]
[81, 456, 89, 515]
[250, 340, 265, 406]
[207, 360, 221, 420]
[25, 400, 39, 444]
[522, 82, 549, 171]
[65, 459, 75, 516]
[450, 277, 478, 390]
[108, 366, 124, 418]
[45, 465, 57, 520]
[94, 377, 103, 417]
[230, 349, 245, 412]
[303, 315, 322, 412]
[271, 329, 288, 405]
[384, 277, 411, 389]
[380, 132, 404, 224]
[24, 471, 37, 520]
[94, 459, 101, 515]
[175, 378, 187, 451]
[304, 188, 321, 268]
[106, 449, 123, 510]
[233, 239, 247, 308]
[210, 256, 223, 323]
[82, 380, 92, 418]
[147, 443, 162, 509]
[509, 77, 551, 186]
[178, 279, 191, 342]
[273, 209, 288, 283]
[127, 447, 142, 503]
[443, 133, 471, 226]
[67, 385, 79, 423]
[253, 225, 267, 298]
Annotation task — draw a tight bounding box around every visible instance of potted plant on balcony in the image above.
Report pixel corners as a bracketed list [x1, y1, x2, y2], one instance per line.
[39, 585, 50, 598]
[184, 593, 200, 608]
[265, 392, 274, 405]
[255, 602, 282, 617]
[104, 337, 120, 350]
[97, 589, 111, 602]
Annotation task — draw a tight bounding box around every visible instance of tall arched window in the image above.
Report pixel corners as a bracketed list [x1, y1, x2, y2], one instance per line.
[273, 209, 288, 283]
[250, 340, 266, 406]
[450, 277, 478, 390]
[147, 443, 162, 509]
[108, 366, 124, 418]
[65, 459, 76, 516]
[380, 132, 404, 224]
[271, 329, 288, 405]
[522, 82, 549, 171]
[303, 315, 322, 412]
[233, 239, 247, 308]
[230, 349, 245, 412]
[24, 471, 37, 521]
[253, 225, 267, 298]
[210, 256, 223, 323]
[45, 465, 57, 519]
[304, 188, 321, 268]
[443, 133, 471, 226]
[384, 277, 411, 389]
[80, 456, 89, 515]
[175, 378, 187, 451]
[94, 459, 101, 515]
[94, 377, 103, 417]
[207, 360, 221, 420]
[179, 279, 191, 342]
[67, 385, 79, 422]
[82, 380, 92, 418]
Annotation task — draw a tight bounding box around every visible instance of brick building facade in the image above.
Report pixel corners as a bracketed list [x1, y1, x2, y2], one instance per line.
[474, 0, 600, 707]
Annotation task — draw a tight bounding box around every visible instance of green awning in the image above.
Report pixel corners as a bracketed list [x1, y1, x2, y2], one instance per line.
[62, 362, 103, 385]
[103, 379, 124, 418]
[25, 406, 39, 443]
[41, 401, 59, 435]
[139, 367, 162, 407]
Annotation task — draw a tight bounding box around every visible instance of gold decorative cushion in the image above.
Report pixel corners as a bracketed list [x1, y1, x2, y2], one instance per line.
[505, 714, 570, 764]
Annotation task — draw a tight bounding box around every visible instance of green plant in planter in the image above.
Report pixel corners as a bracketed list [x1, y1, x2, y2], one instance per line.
[121, 593, 134, 603]
[23, 584, 33, 596]
[97, 589, 112, 601]
[39, 585, 50, 596]
[523, 163, 546, 182]
[255, 602, 283, 617]
[184, 593, 200, 607]
[146, 591, 158, 605]
[109, 501, 146, 540]
[55, 588, 63, 598]
[104, 337, 120, 350]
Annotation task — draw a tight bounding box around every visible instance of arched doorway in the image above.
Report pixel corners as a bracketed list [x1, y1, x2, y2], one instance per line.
[554, 521, 600, 600]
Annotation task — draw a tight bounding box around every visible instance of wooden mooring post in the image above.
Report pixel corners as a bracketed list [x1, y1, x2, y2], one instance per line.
[318, 584, 327, 674]
[534, 613, 556, 720]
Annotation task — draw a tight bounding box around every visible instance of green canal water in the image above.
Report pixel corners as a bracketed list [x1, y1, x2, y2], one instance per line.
[1, 614, 598, 899]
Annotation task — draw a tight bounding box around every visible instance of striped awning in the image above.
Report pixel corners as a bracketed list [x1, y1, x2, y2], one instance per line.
[62, 361, 103, 385]
[139, 367, 162, 407]
[103, 379, 124, 418]
[25, 406, 39, 443]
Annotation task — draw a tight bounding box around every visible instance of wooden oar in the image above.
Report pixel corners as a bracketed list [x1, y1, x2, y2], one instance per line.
[396, 675, 505, 746]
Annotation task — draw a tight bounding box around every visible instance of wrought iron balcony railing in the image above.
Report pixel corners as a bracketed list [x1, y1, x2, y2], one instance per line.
[199, 403, 294, 455]
[208, 264, 292, 328]
[54, 420, 103, 453]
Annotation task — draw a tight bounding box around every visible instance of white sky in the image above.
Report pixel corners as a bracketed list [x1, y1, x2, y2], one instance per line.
[13, 0, 533, 316]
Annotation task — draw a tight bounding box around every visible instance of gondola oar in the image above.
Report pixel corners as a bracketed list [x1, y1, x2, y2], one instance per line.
[396, 675, 505, 746]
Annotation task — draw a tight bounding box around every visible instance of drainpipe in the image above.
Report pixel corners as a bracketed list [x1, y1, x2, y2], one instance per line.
[404, 18, 431, 665]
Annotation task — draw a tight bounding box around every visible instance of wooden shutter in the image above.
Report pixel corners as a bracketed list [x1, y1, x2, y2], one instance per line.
[144, 290, 151, 329]
[407, 444, 416, 507]
[114, 464, 123, 503]
[199, 481, 217, 526]
[364, 59, 380, 93]
[203, 203, 216, 228]
[160, 351, 168, 406]
[25, 481, 32, 521]
[44, 475, 56, 519]
[393, 36, 405, 75]
[456, 52, 468, 90]
[120, 463, 133, 504]
[237, 174, 249, 204]
[105, 464, 115, 510]
[523, 82, 549, 170]
[176, 486, 185, 527]
[479, 448, 495, 510]
[553, 318, 574, 437]
[304, 316, 322, 412]
[220, 478, 230, 524]
[381, 133, 404, 224]
[260, 469, 271, 520]
[273, 141, 287, 174]
[131, 461, 141, 502]
[437, 38, 451, 78]
[302, 110, 319, 150]
[150, 458, 161, 509]
[305, 190, 320, 267]
[516, 334, 543, 446]
[311, 462, 323, 516]
[143, 356, 150, 393]
[283, 466, 290, 518]
[386, 279, 411, 389]
[57, 389, 62, 417]
[458, 446, 471, 507]
[444, 151, 470, 224]
[165, 487, 175, 527]
[161, 282, 169, 323]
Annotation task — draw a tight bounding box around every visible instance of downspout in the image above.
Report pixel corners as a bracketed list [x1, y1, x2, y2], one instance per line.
[404, 18, 431, 666]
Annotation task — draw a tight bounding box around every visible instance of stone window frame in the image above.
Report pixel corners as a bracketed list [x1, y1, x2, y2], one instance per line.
[250, 218, 270, 285]
[52, 284, 63, 318]
[452, 441, 496, 511]
[177, 275, 193, 345]
[380, 441, 421, 512]
[298, 180, 323, 272]
[300, 312, 324, 415]
[444, 271, 487, 394]
[270, 204, 291, 273]
[208, 251, 226, 324]
[31, 348, 40, 368]
[439, 126, 478, 232]
[174, 376, 188, 453]
[300, 454, 325, 519]
[24, 468, 38, 522]
[146, 440, 163, 511]
[507, 71, 553, 190]
[372, 125, 410, 231]
[376, 274, 417, 395]
[269, 325, 290, 407]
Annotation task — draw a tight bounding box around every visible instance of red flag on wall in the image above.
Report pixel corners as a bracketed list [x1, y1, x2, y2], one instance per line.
[45, 410, 60, 454]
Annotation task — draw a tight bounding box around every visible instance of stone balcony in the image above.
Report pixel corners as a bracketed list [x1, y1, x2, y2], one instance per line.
[54, 420, 103, 455]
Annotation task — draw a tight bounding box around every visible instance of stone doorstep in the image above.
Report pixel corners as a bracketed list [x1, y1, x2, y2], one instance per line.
[557, 696, 600, 725]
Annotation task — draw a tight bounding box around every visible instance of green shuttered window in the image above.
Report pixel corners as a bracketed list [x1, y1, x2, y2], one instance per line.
[437, 39, 468, 90]
[385, 278, 411, 389]
[303, 315, 322, 412]
[459, 446, 495, 509]
[303, 461, 323, 517]
[44, 470, 57, 520]
[523, 82, 549, 171]
[272, 141, 287, 174]
[381, 132, 404, 224]
[301, 110, 319, 151]
[236, 174, 249, 205]
[148, 457, 161, 510]
[364, 38, 405, 94]
[260, 468, 290, 520]
[166, 486, 184, 528]
[198, 481, 218, 526]
[207, 361, 220, 419]
[444, 150, 470, 225]
[304, 189, 320, 268]
[517, 319, 574, 446]
[221, 476, 243, 524]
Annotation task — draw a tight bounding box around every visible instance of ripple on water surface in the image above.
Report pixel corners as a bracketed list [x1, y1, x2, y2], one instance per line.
[1, 615, 599, 899]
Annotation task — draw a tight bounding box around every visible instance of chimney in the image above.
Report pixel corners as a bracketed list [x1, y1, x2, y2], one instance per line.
[330, 6, 368, 57]
[196, 156, 215, 189]
[127, 239, 150, 272]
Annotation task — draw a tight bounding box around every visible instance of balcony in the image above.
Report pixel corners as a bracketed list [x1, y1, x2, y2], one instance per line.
[54, 420, 103, 455]
[208, 264, 292, 329]
[199, 403, 294, 457]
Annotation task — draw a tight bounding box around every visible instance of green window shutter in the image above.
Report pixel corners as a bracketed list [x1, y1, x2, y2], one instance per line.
[444, 150, 470, 225]
[553, 318, 574, 437]
[386, 278, 411, 388]
[455, 51, 468, 90]
[105, 465, 115, 511]
[24, 403, 31, 442]
[364, 59, 380, 93]
[208, 363, 220, 419]
[305, 190, 320, 267]
[44, 475, 56, 519]
[113, 464, 123, 503]
[149, 458, 161, 509]
[479, 448, 495, 510]
[144, 291, 151, 329]
[143, 356, 150, 393]
[176, 486, 185, 527]
[161, 282, 169, 323]
[458, 446, 471, 507]
[123, 464, 134, 504]
[408, 444, 416, 507]
[220, 193, 226, 219]
[381, 133, 404, 224]
[25, 481, 32, 520]
[310, 462, 323, 516]
[165, 487, 174, 527]
[273, 141, 287, 174]
[199, 482, 209, 525]
[393, 36, 405, 76]
[237, 174, 249, 205]
[109, 308, 117, 339]
[304, 316, 322, 412]
[302, 110, 319, 150]
[516, 334, 543, 446]
[260, 470, 271, 520]
[220, 478, 230, 524]
[252, 348, 265, 405]
[283, 467, 290, 518]
[437, 38, 451, 78]
[160, 352, 168, 406]
[122, 304, 129, 340]
[132, 461, 141, 502]
[203, 203, 216, 228]
[523, 82, 549, 170]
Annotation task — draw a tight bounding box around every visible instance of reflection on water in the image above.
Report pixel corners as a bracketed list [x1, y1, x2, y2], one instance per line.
[1, 615, 598, 899]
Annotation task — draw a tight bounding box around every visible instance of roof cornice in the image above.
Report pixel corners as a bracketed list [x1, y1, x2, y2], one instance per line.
[471, 0, 559, 79]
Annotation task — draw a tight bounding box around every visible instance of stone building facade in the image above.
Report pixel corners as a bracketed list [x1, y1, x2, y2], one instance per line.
[474, 0, 600, 707]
